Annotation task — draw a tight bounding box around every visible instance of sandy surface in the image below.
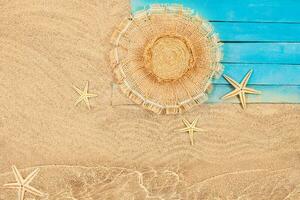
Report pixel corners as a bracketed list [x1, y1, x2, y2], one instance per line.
[0, 0, 300, 199]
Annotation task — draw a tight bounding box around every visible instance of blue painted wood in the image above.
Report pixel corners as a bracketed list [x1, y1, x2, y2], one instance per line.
[223, 43, 300, 64]
[213, 64, 300, 85]
[131, 0, 300, 104]
[207, 85, 300, 103]
[213, 22, 300, 42]
[132, 0, 300, 22]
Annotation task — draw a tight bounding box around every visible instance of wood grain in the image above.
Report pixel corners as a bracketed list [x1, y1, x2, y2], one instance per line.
[214, 64, 300, 85]
[214, 22, 300, 42]
[222, 43, 300, 64]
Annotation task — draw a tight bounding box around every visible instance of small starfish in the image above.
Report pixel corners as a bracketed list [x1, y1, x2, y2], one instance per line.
[222, 69, 261, 109]
[3, 165, 44, 200]
[177, 118, 205, 145]
[73, 81, 97, 110]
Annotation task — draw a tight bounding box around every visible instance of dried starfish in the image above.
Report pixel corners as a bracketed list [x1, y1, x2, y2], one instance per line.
[222, 69, 261, 109]
[3, 165, 45, 200]
[177, 118, 205, 145]
[73, 81, 97, 110]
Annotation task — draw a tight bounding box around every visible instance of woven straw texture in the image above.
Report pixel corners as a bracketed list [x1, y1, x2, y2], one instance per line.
[111, 4, 223, 114]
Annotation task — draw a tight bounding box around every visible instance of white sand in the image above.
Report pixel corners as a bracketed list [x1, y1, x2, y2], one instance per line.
[0, 0, 300, 199]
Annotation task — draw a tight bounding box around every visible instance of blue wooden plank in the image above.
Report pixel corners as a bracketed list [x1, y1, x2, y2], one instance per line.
[132, 0, 300, 23]
[213, 64, 300, 85]
[208, 85, 300, 103]
[213, 22, 300, 42]
[131, 0, 300, 104]
[222, 43, 300, 64]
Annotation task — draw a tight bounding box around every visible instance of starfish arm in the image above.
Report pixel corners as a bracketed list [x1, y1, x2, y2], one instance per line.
[84, 98, 91, 110]
[223, 75, 241, 89]
[193, 127, 205, 132]
[191, 118, 199, 127]
[12, 166, 23, 184]
[24, 185, 44, 196]
[177, 127, 190, 133]
[18, 187, 25, 200]
[182, 119, 191, 128]
[23, 168, 40, 185]
[75, 96, 86, 106]
[84, 81, 89, 94]
[189, 132, 194, 145]
[73, 86, 83, 95]
[239, 92, 247, 109]
[86, 93, 98, 98]
[222, 89, 241, 100]
[243, 87, 261, 95]
[241, 69, 253, 88]
[3, 183, 20, 188]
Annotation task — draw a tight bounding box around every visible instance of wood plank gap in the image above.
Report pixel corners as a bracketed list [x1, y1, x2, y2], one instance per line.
[221, 41, 300, 44]
[222, 62, 300, 65]
[210, 20, 300, 24]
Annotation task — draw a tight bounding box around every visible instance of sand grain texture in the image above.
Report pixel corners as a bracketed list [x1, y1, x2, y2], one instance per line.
[0, 0, 300, 199]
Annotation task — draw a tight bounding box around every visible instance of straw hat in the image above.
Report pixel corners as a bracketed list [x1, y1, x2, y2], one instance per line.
[110, 4, 223, 114]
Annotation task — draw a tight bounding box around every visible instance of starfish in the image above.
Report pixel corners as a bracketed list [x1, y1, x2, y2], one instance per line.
[73, 81, 97, 110]
[177, 118, 205, 145]
[3, 165, 44, 200]
[222, 69, 261, 109]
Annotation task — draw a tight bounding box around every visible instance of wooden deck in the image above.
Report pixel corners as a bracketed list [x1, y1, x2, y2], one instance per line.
[131, 0, 300, 104]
